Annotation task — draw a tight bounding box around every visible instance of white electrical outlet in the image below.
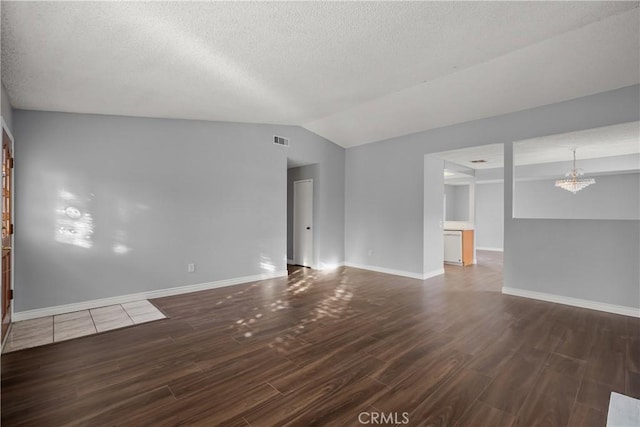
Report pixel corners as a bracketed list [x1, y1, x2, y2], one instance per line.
[187, 263, 195, 273]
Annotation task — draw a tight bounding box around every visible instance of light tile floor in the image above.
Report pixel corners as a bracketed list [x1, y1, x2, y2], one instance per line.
[2, 300, 166, 353]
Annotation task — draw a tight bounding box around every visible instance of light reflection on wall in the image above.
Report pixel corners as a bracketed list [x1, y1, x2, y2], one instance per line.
[259, 254, 276, 272]
[112, 229, 131, 255]
[112, 243, 131, 254]
[55, 190, 94, 248]
[318, 260, 342, 271]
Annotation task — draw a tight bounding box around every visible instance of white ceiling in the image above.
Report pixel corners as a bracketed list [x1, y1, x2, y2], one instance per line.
[438, 121, 640, 169]
[2, 2, 639, 148]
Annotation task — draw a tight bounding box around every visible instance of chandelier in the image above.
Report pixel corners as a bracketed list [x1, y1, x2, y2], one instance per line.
[555, 149, 595, 194]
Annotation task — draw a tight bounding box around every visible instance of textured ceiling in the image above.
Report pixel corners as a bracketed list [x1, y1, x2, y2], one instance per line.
[438, 122, 640, 169]
[2, 1, 639, 148]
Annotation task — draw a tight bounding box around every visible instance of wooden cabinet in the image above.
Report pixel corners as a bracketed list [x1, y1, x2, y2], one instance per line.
[443, 229, 474, 266]
[461, 230, 474, 266]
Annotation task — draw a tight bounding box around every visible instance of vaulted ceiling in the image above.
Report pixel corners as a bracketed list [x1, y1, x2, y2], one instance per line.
[2, 1, 639, 148]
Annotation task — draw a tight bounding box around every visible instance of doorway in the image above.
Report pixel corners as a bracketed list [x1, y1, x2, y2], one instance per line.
[436, 143, 505, 278]
[2, 127, 14, 341]
[293, 179, 313, 268]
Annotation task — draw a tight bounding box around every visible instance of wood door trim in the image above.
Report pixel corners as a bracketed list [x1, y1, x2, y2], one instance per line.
[1, 124, 13, 342]
[462, 230, 474, 267]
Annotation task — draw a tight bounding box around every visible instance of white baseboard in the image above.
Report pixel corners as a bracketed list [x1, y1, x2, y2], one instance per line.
[13, 270, 288, 322]
[502, 287, 640, 318]
[317, 262, 345, 270]
[286, 260, 346, 271]
[423, 268, 445, 280]
[477, 247, 504, 252]
[344, 262, 444, 281]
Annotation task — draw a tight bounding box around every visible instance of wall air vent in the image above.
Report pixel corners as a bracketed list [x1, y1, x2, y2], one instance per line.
[274, 135, 289, 147]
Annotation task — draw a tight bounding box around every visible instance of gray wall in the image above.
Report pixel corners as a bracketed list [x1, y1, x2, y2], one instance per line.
[475, 182, 504, 250]
[346, 84, 639, 309]
[1, 83, 13, 133]
[444, 185, 455, 221]
[505, 218, 639, 307]
[14, 110, 344, 312]
[286, 164, 318, 263]
[475, 171, 638, 249]
[504, 142, 639, 309]
[444, 184, 470, 221]
[346, 145, 424, 274]
[423, 155, 444, 275]
[453, 185, 469, 221]
[515, 172, 640, 220]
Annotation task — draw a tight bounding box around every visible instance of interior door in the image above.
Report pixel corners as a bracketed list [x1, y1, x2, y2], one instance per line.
[2, 129, 13, 340]
[293, 179, 313, 268]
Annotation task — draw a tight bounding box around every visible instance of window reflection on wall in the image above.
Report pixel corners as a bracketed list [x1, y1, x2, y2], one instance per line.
[112, 229, 131, 255]
[259, 253, 276, 272]
[55, 189, 94, 248]
[513, 122, 640, 220]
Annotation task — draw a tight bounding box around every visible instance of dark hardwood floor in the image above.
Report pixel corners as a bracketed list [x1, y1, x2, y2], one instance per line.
[2, 251, 638, 426]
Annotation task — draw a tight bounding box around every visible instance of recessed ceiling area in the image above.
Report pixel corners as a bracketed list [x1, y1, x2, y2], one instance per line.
[2, 2, 639, 148]
[286, 158, 315, 169]
[438, 121, 640, 169]
[443, 169, 475, 185]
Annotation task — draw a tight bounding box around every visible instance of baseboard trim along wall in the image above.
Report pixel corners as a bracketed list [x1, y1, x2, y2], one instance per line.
[423, 268, 446, 280]
[13, 270, 288, 322]
[317, 262, 345, 270]
[502, 287, 640, 318]
[476, 247, 504, 252]
[345, 262, 444, 281]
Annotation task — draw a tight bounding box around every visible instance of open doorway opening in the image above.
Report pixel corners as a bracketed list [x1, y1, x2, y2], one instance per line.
[443, 163, 476, 266]
[286, 159, 318, 273]
[293, 179, 313, 267]
[431, 144, 505, 281]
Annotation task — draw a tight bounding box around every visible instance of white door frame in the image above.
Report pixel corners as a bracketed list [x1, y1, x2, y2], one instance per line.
[293, 179, 313, 268]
